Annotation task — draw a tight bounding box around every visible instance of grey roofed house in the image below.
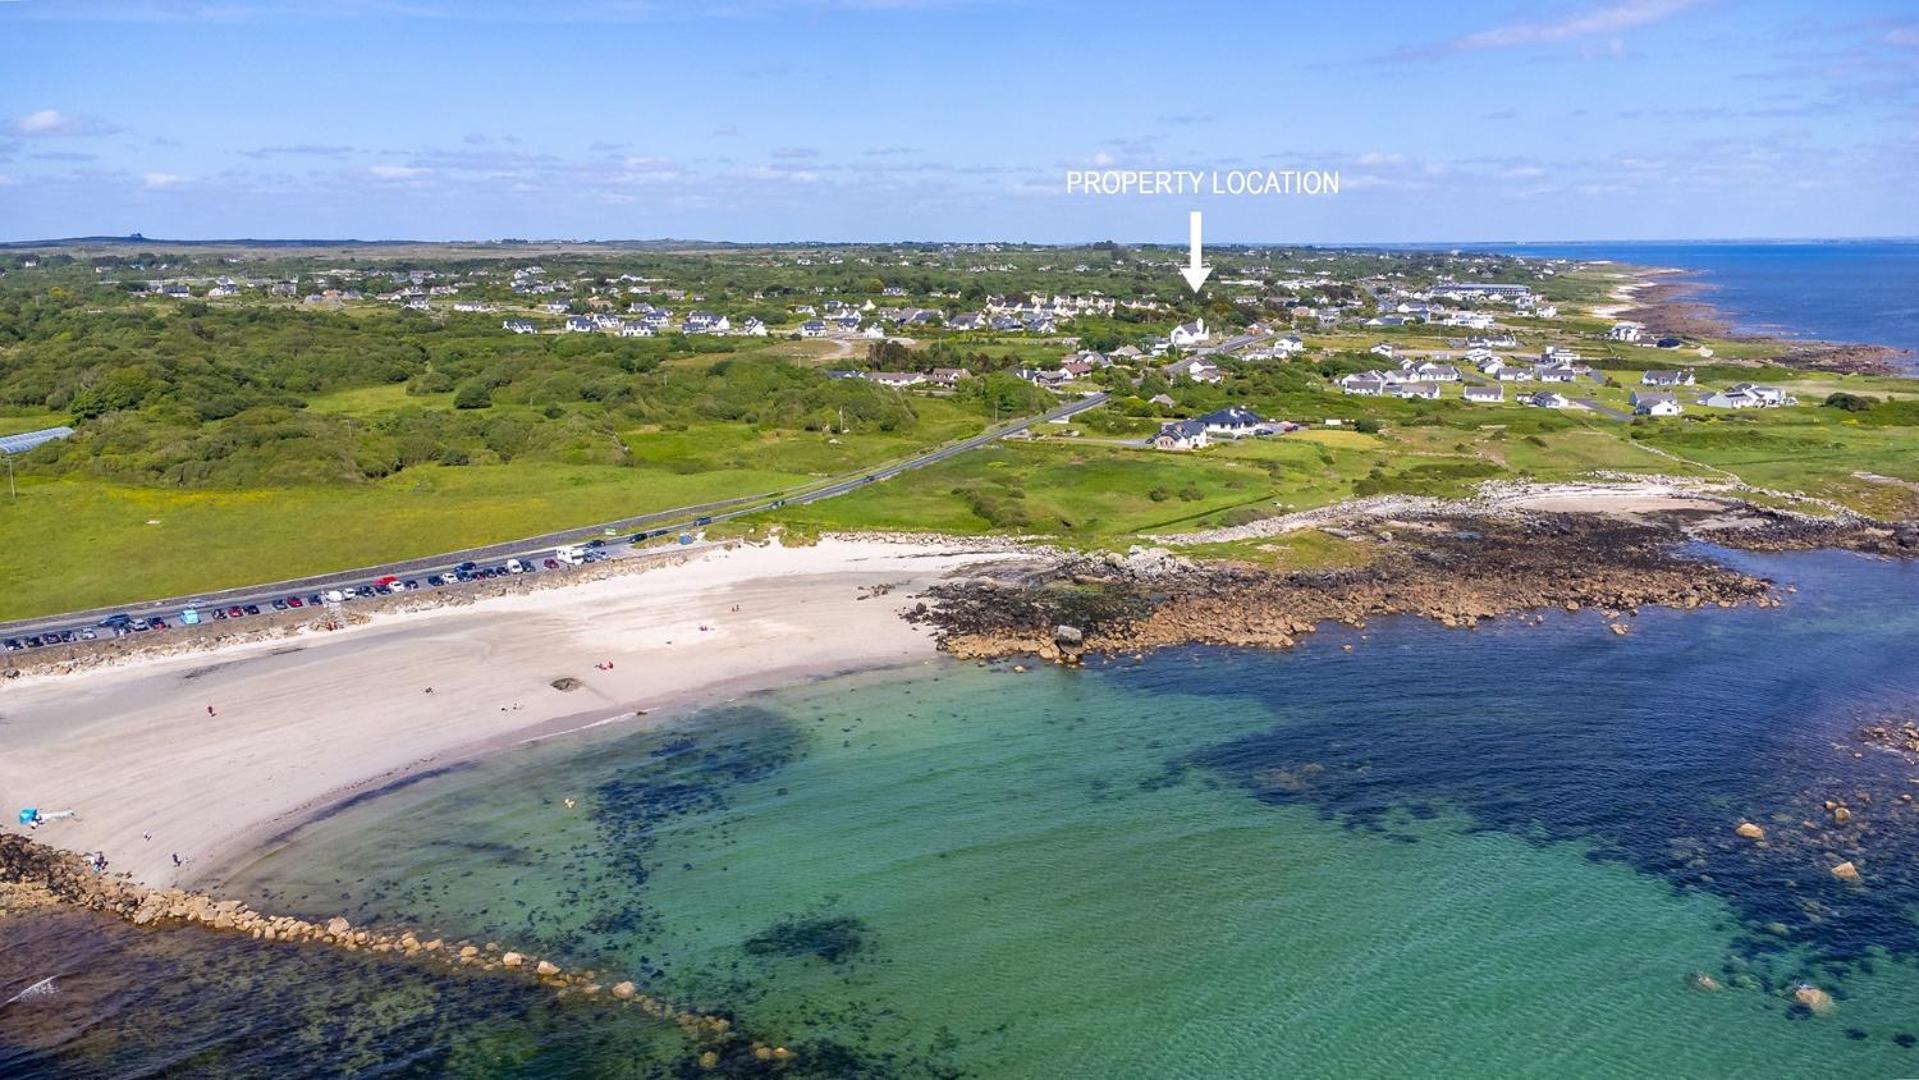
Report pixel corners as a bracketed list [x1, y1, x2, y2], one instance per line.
[1341, 376, 1387, 396]
[1153, 419, 1210, 450]
[1630, 390, 1682, 414]
[1462, 384, 1503, 402]
[1197, 405, 1264, 435]
[1642, 370, 1696, 386]
[1394, 381, 1441, 399]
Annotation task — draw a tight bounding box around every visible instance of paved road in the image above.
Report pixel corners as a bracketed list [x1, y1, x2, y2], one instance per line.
[0, 392, 1107, 647]
[1574, 397, 1632, 421]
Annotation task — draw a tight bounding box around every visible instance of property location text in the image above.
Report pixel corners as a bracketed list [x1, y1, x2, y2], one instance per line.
[1064, 169, 1340, 197]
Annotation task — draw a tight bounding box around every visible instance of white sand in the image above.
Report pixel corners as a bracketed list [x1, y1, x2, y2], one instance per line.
[0, 538, 1031, 887]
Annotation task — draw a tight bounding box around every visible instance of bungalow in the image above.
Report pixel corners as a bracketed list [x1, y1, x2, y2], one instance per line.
[1494, 365, 1534, 382]
[738, 317, 769, 337]
[1699, 388, 1762, 409]
[1110, 345, 1145, 362]
[1641, 370, 1696, 387]
[1732, 383, 1792, 407]
[1340, 375, 1388, 397]
[1368, 342, 1397, 359]
[1462, 384, 1504, 404]
[1409, 361, 1461, 382]
[501, 319, 538, 334]
[1527, 391, 1571, 409]
[564, 315, 597, 333]
[1169, 318, 1209, 347]
[619, 321, 655, 338]
[798, 320, 828, 338]
[1274, 335, 1306, 355]
[1197, 405, 1264, 437]
[867, 371, 926, 388]
[1608, 321, 1645, 342]
[928, 367, 972, 387]
[1534, 364, 1580, 383]
[1154, 419, 1211, 451]
[683, 312, 730, 334]
[948, 313, 987, 332]
[542, 301, 571, 314]
[1148, 393, 1177, 407]
[1630, 391, 1683, 416]
[1394, 381, 1441, 400]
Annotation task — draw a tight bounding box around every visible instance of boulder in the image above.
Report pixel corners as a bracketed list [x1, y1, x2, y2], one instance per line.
[1832, 806, 1852, 825]
[1794, 984, 1835, 1014]
[1735, 822, 1766, 841]
[1053, 624, 1083, 646]
[536, 960, 561, 977]
[501, 951, 525, 968]
[612, 981, 637, 1000]
[1689, 972, 1723, 992]
[326, 916, 351, 938]
[1831, 861, 1860, 883]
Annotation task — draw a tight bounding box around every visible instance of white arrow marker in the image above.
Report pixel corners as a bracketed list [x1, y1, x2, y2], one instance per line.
[1179, 209, 1213, 293]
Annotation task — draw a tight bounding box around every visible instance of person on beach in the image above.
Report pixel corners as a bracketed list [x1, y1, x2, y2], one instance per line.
[206, 705, 216, 717]
[171, 853, 182, 867]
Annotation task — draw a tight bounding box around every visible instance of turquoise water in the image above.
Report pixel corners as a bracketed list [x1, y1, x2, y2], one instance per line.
[8, 548, 1919, 1076]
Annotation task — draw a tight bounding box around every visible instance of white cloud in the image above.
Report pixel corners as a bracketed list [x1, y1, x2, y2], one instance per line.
[9, 108, 119, 137]
[1887, 26, 1919, 47]
[143, 172, 186, 188]
[1413, 0, 1704, 56]
[367, 164, 430, 179]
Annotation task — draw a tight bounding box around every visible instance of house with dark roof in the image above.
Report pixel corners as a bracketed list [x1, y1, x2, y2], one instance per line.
[1197, 405, 1264, 437]
[1153, 419, 1210, 451]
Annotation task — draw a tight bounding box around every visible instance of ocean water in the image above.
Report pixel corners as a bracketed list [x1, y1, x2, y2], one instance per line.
[7, 548, 1919, 1077]
[1481, 240, 1919, 367]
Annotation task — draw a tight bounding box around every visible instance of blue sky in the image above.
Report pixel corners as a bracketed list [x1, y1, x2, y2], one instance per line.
[1, 0, 1915, 243]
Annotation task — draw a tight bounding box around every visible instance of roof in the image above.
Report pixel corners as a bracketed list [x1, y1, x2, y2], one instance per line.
[1158, 419, 1208, 438]
[1198, 406, 1263, 426]
[0, 426, 74, 455]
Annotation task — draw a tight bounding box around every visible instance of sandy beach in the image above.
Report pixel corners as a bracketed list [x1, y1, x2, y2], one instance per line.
[0, 537, 1034, 889]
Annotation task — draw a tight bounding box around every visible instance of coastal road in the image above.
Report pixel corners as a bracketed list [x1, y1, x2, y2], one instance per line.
[0, 392, 1107, 648]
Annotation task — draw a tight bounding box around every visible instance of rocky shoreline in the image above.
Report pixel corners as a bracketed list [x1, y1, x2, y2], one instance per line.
[0, 834, 797, 1071]
[1618, 279, 1906, 375]
[907, 509, 1829, 663]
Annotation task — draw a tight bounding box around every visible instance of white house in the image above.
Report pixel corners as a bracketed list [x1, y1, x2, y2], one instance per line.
[502, 319, 538, 334]
[1462, 384, 1504, 404]
[1528, 391, 1571, 409]
[1631, 391, 1683, 416]
[1340, 375, 1387, 397]
[1394, 381, 1441, 400]
[1641, 370, 1696, 387]
[1164, 357, 1223, 384]
[1197, 405, 1264, 437]
[1154, 419, 1210, 451]
[1169, 318, 1209, 347]
[1608, 321, 1645, 342]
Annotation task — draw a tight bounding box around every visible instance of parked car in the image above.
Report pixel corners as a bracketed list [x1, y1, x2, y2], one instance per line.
[404, 579, 421, 590]
[243, 604, 260, 615]
[427, 575, 445, 587]
[79, 628, 96, 641]
[99, 613, 134, 631]
[212, 608, 228, 621]
[149, 618, 169, 631]
[287, 597, 304, 608]
[543, 558, 559, 570]
[694, 516, 714, 526]
[271, 599, 288, 611]
[3, 639, 21, 652]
